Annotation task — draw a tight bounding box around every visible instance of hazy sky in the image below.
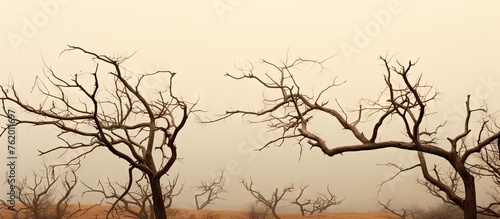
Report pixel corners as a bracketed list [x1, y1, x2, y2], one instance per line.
[1, 0, 500, 213]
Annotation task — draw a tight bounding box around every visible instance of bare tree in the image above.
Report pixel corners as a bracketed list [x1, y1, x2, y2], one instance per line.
[381, 151, 500, 219]
[241, 178, 293, 219]
[83, 173, 183, 219]
[0, 46, 198, 219]
[194, 171, 226, 210]
[15, 168, 54, 219]
[14, 163, 96, 219]
[378, 199, 411, 219]
[291, 184, 343, 216]
[210, 55, 500, 219]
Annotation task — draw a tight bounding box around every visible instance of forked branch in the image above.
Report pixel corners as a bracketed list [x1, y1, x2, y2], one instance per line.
[194, 172, 226, 210]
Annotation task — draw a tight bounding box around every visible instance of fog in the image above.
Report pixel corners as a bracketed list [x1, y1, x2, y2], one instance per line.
[1, 0, 500, 213]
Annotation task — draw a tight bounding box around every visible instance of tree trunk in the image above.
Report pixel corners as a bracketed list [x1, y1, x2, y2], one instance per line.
[463, 177, 477, 219]
[150, 204, 155, 219]
[150, 176, 167, 219]
[271, 208, 280, 219]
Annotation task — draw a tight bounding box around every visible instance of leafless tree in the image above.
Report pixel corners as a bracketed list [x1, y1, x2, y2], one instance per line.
[83, 173, 183, 219]
[14, 163, 96, 219]
[193, 171, 226, 210]
[290, 184, 343, 216]
[15, 167, 54, 219]
[381, 151, 500, 219]
[378, 198, 412, 219]
[241, 178, 293, 219]
[209, 55, 500, 219]
[0, 46, 198, 219]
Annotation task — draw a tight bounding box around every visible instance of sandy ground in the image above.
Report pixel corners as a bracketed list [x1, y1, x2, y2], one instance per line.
[0, 205, 399, 219]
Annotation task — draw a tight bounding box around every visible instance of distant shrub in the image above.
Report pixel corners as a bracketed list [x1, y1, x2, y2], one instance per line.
[245, 203, 269, 219]
[410, 203, 497, 219]
[410, 203, 462, 219]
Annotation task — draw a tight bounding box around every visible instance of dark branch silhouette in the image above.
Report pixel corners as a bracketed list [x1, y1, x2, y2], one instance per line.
[194, 171, 226, 210]
[378, 199, 412, 219]
[241, 178, 293, 219]
[472, 139, 500, 217]
[291, 184, 343, 216]
[0, 45, 199, 219]
[14, 163, 97, 219]
[83, 173, 183, 219]
[210, 55, 500, 219]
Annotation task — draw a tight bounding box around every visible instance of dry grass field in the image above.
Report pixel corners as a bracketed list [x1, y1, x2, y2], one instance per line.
[0, 205, 399, 219]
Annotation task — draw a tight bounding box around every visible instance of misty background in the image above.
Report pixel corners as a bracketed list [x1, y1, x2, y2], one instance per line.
[1, 0, 500, 213]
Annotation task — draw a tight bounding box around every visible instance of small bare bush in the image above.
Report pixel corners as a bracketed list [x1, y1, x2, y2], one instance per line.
[291, 184, 343, 215]
[13, 163, 96, 219]
[194, 172, 226, 210]
[378, 199, 411, 219]
[241, 178, 292, 219]
[411, 204, 462, 219]
[245, 202, 269, 219]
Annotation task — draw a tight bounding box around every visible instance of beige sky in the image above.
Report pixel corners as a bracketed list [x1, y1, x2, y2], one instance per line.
[1, 0, 500, 212]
